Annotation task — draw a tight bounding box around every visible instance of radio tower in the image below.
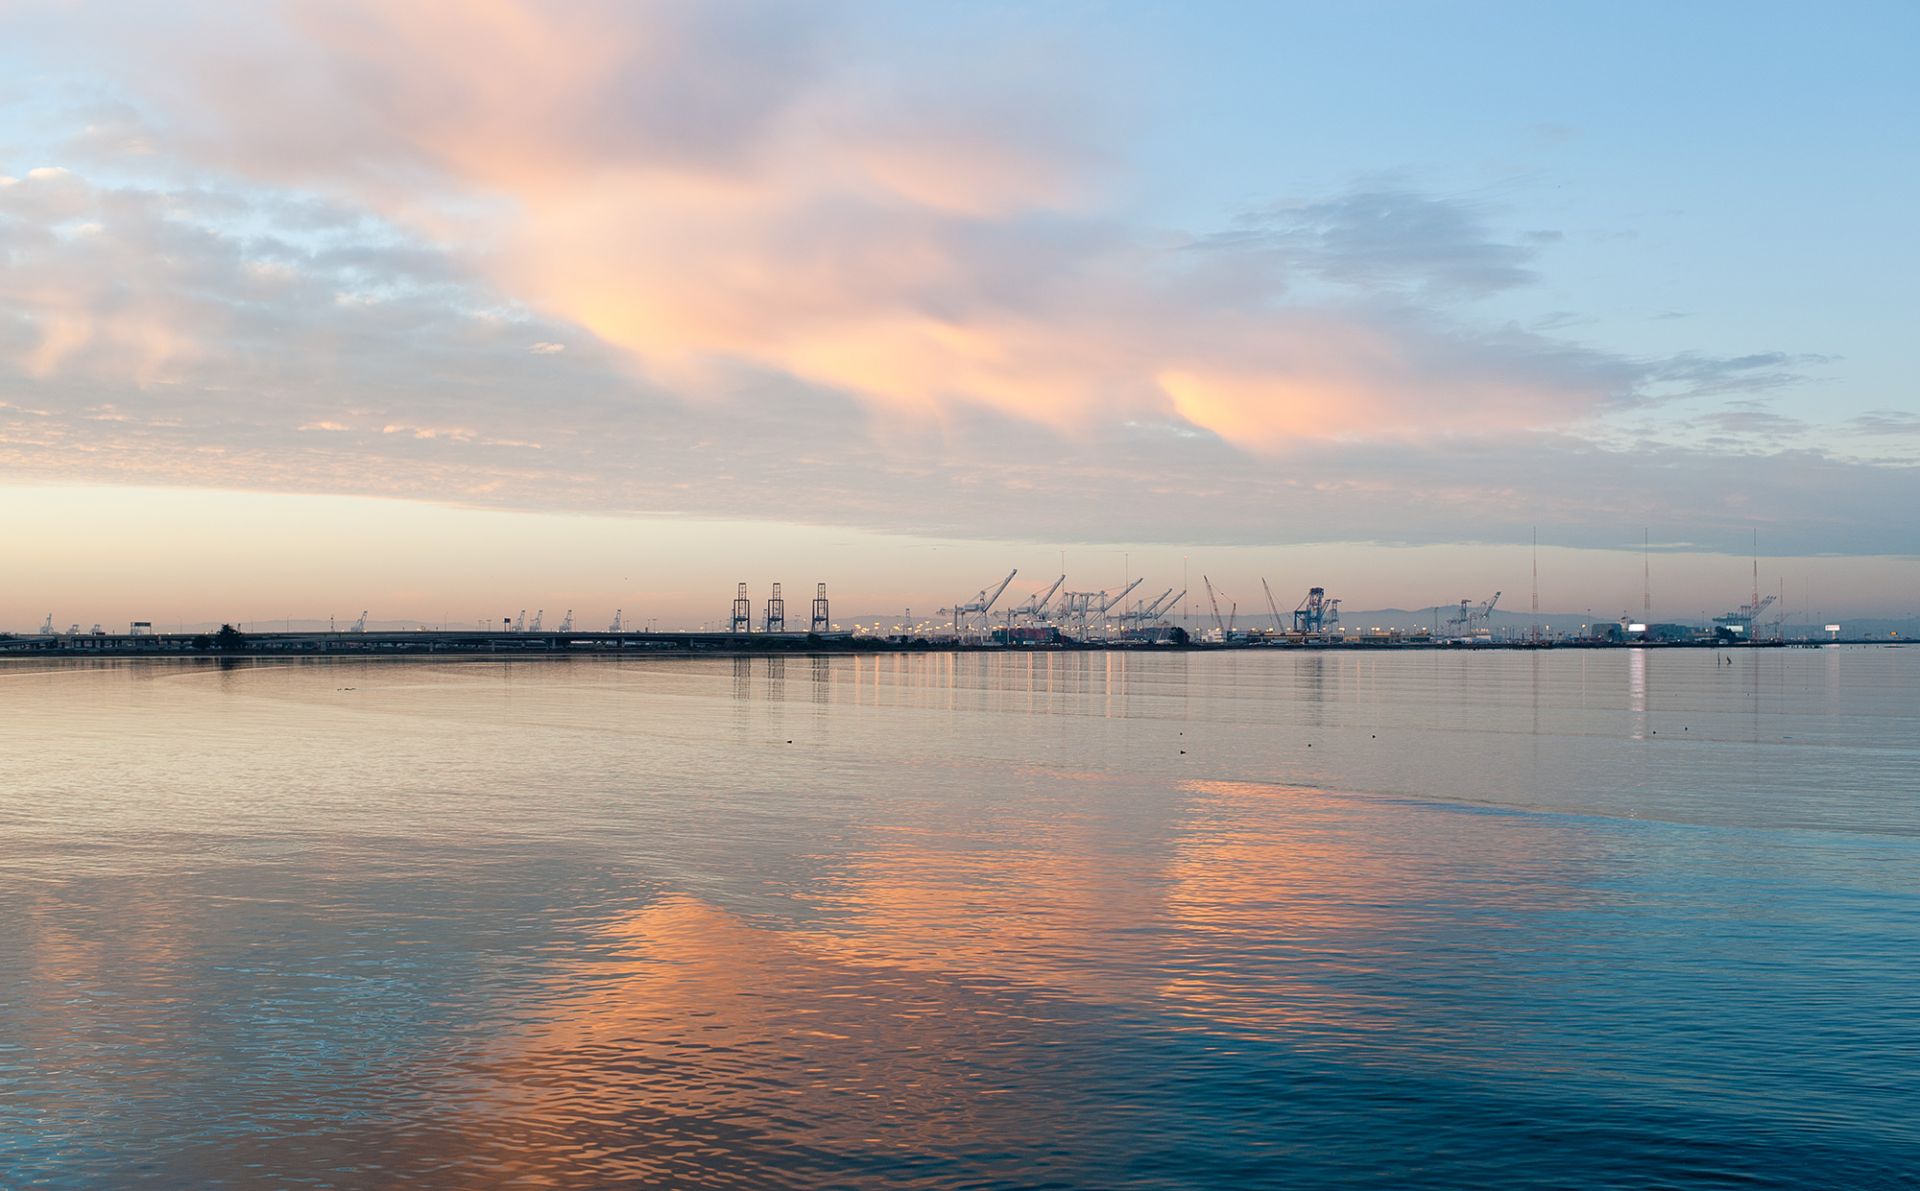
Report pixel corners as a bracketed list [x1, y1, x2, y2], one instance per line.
[730, 582, 752, 633]
[1531, 527, 1540, 642]
[1643, 527, 1651, 619]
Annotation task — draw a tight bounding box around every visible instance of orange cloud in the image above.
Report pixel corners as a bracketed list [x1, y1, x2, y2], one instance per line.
[37, 0, 1625, 453]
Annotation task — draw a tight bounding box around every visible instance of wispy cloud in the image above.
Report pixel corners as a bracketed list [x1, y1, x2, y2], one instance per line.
[14, 1, 1693, 448]
[1205, 187, 1541, 297]
[1846, 410, 1920, 437]
[0, 0, 1903, 559]
[1643, 352, 1836, 400]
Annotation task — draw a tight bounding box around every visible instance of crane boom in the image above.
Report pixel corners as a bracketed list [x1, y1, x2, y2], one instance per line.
[1262, 578, 1285, 632]
[1016, 575, 1066, 620]
[1204, 576, 1227, 636]
[981, 569, 1017, 614]
[1099, 577, 1143, 614]
[952, 568, 1018, 631]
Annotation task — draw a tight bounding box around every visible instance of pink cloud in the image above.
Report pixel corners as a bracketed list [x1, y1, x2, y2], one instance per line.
[36, 0, 1624, 451]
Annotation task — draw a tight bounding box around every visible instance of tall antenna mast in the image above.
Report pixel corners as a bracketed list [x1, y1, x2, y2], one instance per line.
[1752, 529, 1760, 618]
[1643, 527, 1650, 617]
[1531, 527, 1540, 642]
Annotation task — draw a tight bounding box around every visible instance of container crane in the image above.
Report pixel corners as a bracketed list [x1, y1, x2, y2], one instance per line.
[946, 569, 1017, 633]
[764, 583, 785, 633]
[731, 583, 752, 633]
[1713, 593, 1777, 638]
[609, 609, 624, 632]
[811, 583, 831, 633]
[1444, 591, 1500, 637]
[1293, 588, 1338, 634]
[1122, 587, 1176, 627]
[1009, 575, 1066, 625]
[557, 610, 573, 633]
[1047, 579, 1139, 639]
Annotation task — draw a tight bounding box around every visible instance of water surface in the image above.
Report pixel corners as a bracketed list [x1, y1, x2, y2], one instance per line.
[3, 648, 1917, 1187]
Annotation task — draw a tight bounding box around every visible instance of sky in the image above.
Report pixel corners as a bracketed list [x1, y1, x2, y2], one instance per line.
[1, 0, 1916, 629]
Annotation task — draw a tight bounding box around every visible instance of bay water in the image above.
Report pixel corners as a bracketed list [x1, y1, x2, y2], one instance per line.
[2, 648, 1916, 1187]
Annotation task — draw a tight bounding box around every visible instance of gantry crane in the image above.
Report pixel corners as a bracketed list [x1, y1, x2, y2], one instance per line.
[1009, 575, 1066, 625]
[811, 583, 831, 633]
[1713, 593, 1777, 638]
[730, 582, 752, 633]
[945, 569, 1017, 633]
[1119, 587, 1176, 628]
[1444, 591, 1500, 636]
[1292, 588, 1338, 634]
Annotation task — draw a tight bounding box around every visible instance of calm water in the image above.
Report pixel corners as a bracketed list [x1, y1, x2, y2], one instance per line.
[3, 648, 1917, 1188]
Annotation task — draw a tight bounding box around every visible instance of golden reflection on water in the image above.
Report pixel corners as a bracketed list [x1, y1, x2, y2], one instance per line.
[427, 894, 1122, 1186]
[407, 768, 1591, 1184]
[10, 653, 1916, 1186]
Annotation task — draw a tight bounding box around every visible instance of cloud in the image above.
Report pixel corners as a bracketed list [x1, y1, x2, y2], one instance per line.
[0, 167, 95, 222]
[1204, 187, 1541, 297]
[0, 172, 1908, 559]
[1643, 352, 1835, 400]
[16, 1, 1662, 448]
[1684, 402, 1811, 442]
[1846, 410, 1920, 437]
[2, 2, 1904, 560]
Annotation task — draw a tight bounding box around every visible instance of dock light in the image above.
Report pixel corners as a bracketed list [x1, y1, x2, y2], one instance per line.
[1629, 623, 1647, 633]
[1826, 624, 1841, 640]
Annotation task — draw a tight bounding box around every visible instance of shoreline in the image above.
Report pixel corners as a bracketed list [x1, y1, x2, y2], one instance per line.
[0, 635, 1867, 662]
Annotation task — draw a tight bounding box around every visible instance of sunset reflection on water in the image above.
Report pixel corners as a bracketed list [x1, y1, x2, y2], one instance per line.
[3, 650, 1918, 1187]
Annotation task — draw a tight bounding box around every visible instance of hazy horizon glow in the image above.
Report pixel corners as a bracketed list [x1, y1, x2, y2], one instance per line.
[1, 483, 1911, 631]
[2, 2, 1916, 617]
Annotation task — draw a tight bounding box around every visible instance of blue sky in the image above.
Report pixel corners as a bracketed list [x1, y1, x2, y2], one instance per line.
[0, 1, 1915, 625]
